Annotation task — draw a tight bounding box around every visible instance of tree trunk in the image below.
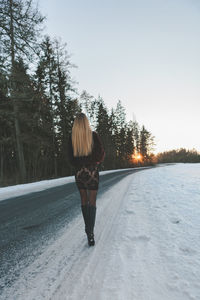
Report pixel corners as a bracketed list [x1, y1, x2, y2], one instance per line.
[13, 101, 26, 182]
[48, 59, 57, 178]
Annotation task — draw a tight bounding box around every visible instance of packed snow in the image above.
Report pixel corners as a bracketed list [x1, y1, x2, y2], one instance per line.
[1, 163, 200, 300]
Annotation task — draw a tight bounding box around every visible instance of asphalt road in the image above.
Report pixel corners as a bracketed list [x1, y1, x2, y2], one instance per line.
[0, 167, 153, 293]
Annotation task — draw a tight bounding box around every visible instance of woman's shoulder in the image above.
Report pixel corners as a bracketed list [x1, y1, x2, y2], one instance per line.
[93, 131, 101, 137]
[92, 131, 104, 147]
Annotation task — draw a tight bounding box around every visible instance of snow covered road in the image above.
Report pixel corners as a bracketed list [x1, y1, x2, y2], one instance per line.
[1, 164, 200, 300]
[0, 168, 147, 298]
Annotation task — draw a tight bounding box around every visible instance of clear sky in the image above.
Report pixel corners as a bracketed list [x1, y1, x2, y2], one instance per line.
[39, 0, 200, 153]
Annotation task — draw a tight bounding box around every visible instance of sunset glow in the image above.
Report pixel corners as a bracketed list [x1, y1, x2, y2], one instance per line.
[131, 153, 143, 163]
[136, 154, 142, 160]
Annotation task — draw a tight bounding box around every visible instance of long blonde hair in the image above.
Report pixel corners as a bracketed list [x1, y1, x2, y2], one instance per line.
[72, 113, 93, 157]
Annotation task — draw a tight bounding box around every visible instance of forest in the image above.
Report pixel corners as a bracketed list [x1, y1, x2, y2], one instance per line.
[0, 0, 160, 187]
[157, 148, 200, 163]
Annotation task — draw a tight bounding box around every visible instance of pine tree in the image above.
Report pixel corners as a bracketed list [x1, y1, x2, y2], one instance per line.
[107, 109, 118, 168]
[0, 73, 14, 185]
[54, 38, 79, 174]
[125, 121, 135, 166]
[35, 36, 80, 177]
[132, 121, 140, 154]
[79, 90, 97, 129]
[113, 100, 127, 167]
[0, 0, 44, 182]
[139, 125, 155, 162]
[95, 97, 112, 169]
[36, 36, 60, 177]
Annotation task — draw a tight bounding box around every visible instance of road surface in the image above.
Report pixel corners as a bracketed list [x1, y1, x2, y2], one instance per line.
[0, 167, 153, 296]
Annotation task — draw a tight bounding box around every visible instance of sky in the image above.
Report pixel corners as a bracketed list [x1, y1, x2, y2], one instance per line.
[38, 0, 200, 153]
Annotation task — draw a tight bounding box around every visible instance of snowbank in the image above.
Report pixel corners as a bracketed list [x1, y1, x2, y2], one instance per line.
[0, 166, 149, 201]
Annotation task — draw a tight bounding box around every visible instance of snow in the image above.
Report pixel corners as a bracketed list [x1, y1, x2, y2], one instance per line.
[1, 163, 200, 300]
[0, 166, 149, 201]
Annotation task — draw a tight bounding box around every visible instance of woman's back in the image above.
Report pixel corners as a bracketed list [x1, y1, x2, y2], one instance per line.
[68, 131, 105, 167]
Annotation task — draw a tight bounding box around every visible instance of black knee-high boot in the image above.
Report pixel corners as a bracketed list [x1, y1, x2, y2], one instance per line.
[88, 205, 96, 246]
[81, 205, 89, 235]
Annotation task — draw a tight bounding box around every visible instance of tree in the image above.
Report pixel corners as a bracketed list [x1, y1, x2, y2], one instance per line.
[157, 148, 200, 163]
[0, 0, 45, 182]
[36, 36, 61, 177]
[54, 38, 78, 170]
[112, 100, 127, 167]
[125, 121, 135, 165]
[132, 121, 140, 154]
[139, 125, 155, 162]
[79, 90, 97, 129]
[35, 36, 80, 177]
[95, 97, 110, 169]
[0, 78, 14, 185]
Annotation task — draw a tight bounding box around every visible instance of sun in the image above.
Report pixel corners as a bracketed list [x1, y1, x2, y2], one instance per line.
[131, 152, 143, 163]
[136, 154, 142, 160]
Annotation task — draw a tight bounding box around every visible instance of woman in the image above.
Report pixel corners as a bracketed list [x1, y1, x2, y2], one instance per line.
[68, 113, 105, 246]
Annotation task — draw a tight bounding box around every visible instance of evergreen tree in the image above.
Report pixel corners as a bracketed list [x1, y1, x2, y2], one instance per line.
[36, 36, 60, 177]
[132, 121, 140, 154]
[0, 75, 14, 185]
[79, 90, 97, 129]
[35, 36, 80, 178]
[139, 125, 155, 162]
[53, 38, 78, 175]
[107, 109, 118, 168]
[157, 148, 200, 163]
[125, 121, 135, 166]
[95, 97, 110, 169]
[113, 100, 127, 167]
[0, 0, 44, 182]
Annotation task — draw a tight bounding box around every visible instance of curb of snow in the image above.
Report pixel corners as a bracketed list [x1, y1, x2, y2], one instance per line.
[0, 167, 150, 201]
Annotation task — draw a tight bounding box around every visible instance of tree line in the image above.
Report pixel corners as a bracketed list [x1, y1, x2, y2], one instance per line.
[157, 148, 200, 163]
[0, 0, 155, 187]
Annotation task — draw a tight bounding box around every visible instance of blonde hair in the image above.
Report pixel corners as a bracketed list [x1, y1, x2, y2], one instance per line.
[72, 113, 93, 157]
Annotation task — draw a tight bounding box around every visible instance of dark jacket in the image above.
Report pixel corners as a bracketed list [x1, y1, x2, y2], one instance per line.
[68, 131, 105, 167]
